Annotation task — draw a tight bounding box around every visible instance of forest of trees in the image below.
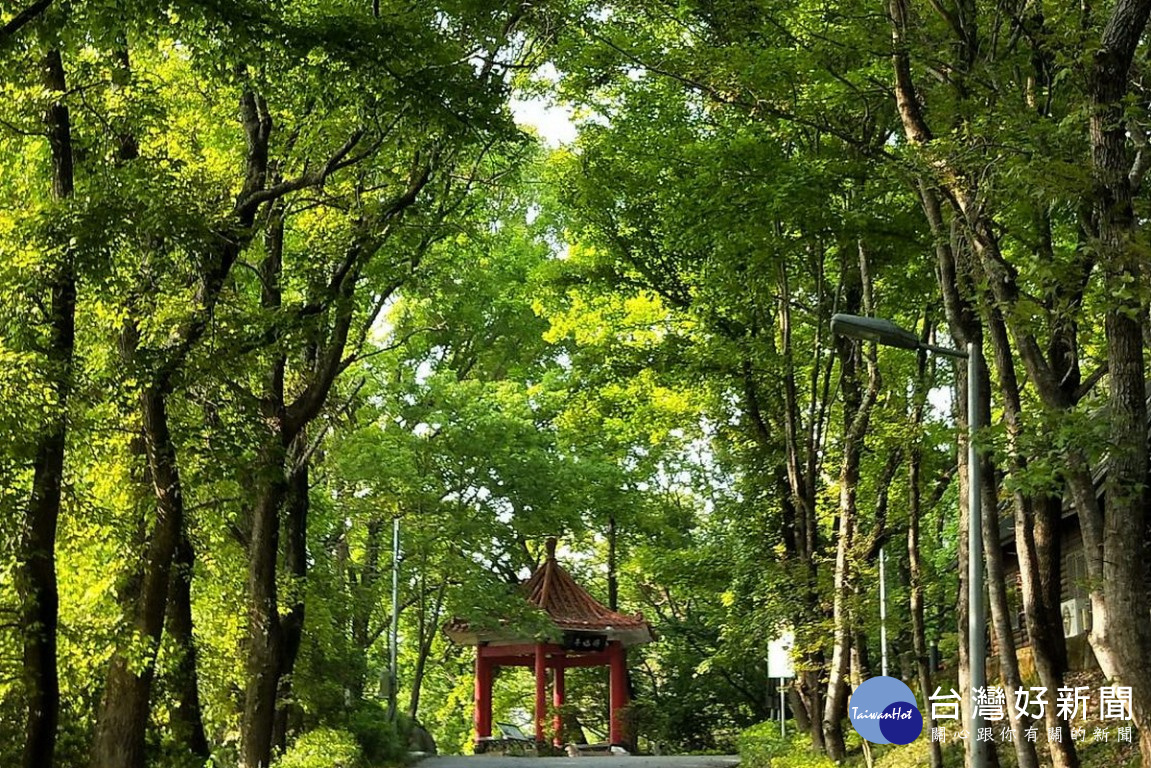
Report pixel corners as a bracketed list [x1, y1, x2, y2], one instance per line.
[2, 1, 1150, 768]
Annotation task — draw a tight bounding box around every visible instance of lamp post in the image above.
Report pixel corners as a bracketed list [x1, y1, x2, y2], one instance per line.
[388, 516, 400, 721]
[879, 546, 888, 677]
[830, 313, 984, 768]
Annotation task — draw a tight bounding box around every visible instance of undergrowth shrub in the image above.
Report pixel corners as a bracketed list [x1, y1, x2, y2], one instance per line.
[738, 722, 839, 767]
[347, 700, 410, 764]
[738, 720, 792, 767]
[275, 728, 363, 768]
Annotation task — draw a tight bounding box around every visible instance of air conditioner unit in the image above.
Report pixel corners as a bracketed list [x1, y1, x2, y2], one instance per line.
[1061, 599, 1088, 638]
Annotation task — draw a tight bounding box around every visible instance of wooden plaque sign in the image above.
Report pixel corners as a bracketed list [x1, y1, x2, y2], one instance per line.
[562, 631, 608, 652]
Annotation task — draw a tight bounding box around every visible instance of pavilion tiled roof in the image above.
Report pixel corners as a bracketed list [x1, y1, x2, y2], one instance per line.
[524, 539, 650, 633]
[444, 538, 654, 647]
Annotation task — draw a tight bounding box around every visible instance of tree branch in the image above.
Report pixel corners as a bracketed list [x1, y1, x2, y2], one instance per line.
[1072, 363, 1108, 401]
[285, 159, 434, 435]
[236, 128, 365, 212]
[0, 0, 53, 45]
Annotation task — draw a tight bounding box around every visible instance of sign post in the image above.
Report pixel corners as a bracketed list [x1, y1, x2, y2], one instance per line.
[767, 632, 795, 738]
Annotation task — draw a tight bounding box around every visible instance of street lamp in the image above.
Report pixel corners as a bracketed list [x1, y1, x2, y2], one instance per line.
[830, 313, 985, 767]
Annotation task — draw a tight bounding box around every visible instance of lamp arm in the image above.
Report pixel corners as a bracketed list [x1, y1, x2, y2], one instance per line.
[920, 342, 968, 359]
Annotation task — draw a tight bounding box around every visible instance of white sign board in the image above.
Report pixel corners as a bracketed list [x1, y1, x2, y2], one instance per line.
[767, 631, 795, 679]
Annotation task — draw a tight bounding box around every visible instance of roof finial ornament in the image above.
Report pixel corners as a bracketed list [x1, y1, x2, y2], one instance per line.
[545, 536, 557, 560]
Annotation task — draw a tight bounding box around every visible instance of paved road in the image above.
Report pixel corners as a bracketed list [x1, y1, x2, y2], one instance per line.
[419, 756, 740, 768]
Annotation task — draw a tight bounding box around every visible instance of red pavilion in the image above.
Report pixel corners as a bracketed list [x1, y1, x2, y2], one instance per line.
[444, 538, 654, 749]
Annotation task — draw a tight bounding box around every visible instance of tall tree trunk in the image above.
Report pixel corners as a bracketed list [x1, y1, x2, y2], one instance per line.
[910, 177, 987, 768]
[1030, 496, 1067, 674]
[20, 47, 75, 768]
[885, 2, 985, 748]
[166, 528, 210, 763]
[851, 627, 872, 683]
[824, 515, 851, 764]
[977, 444, 1039, 768]
[88, 45, 176, 768]
[822, 249, 876, 761]
[242, 444, 288, 768]
[1084, 3, 1151, 762]
[351, 518, 384, 703]
[238, 144, 428, 768]
[90, 84, 274, 767]
[909, 448, 943, 768]
[787, 687, 811, 737]
[90, 385, 188, 768]
[408, 581, 446, 720]
[957, 316, 1039, 768]
[769, 255, 833, 752]
[242, 251, 289, 768]
[821, 354, 864, 761]
[273, 454, 309, 753]
[244, 201, 290, 768]
[984, 308, 1079, 768]
[242, 188, 375, 767]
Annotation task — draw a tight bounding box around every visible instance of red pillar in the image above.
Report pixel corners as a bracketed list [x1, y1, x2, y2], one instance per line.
[474, 653, 493, 742]
[608, 642, 628, 746]
[552, 656, 566, 746]
[534, 643, 547, 744]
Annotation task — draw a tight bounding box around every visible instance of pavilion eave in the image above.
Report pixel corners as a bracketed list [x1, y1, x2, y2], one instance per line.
[444, 623, 654, 648]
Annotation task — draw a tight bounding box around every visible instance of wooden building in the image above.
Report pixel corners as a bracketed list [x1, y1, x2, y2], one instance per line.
[998, 504, 1097, 674]
[444, 538, 654, 750]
